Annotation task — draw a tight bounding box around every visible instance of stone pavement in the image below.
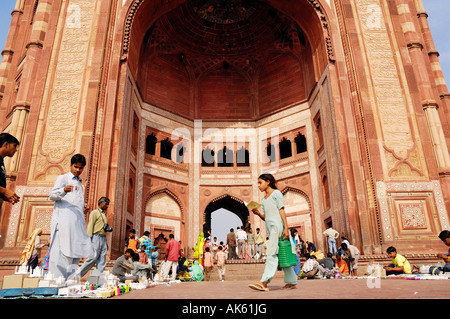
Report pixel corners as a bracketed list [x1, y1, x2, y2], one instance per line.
[112, 277, 450, 300]
[1, 276, 447, 318]
[103, 278, 449, 317]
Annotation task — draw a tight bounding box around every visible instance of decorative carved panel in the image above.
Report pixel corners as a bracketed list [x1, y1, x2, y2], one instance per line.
[31, 0, 97, 182]
[398, 203, 427, 230]
[145, 192, 182, 218]
[377, 181, 448, 242]
[354, 0, 425, 178]
[5, 186, 53, 247]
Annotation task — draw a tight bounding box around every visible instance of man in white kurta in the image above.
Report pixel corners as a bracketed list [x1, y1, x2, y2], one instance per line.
[48, 155, 95, 281]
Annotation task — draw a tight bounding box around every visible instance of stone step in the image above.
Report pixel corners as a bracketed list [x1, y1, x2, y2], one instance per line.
[202, 262, 286, 282]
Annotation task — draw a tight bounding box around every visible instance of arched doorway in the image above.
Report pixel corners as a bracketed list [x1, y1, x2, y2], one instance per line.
[203, 195, 250, 237]
[210, 208, 243, 243]
[144, 190, 184, 260]
[111, 0, 347, 257]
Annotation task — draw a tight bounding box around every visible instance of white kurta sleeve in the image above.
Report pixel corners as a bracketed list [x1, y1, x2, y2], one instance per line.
[49, 175, 67, 201]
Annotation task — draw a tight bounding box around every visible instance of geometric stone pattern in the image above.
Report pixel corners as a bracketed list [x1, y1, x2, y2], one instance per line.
[376, 181, 449, 242]
[33, 208, 53, 234]
[5, 186, 53, 248]
[398, 203, 427, 230]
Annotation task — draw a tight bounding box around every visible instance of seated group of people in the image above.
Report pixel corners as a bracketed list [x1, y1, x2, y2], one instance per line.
[112, 249, 157, 283]
[112, 230, 450, 282]
[301, 229, 450, 279]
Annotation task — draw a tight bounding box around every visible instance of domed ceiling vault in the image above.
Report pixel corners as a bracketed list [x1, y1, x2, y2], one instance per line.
[136, 0, 317, 120]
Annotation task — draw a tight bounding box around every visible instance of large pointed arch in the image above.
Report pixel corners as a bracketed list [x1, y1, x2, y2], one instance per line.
[203, 194, 250, 235]
[144, 187, 185, 218]
[281, 186, 312, 212]
[120, 0, 334, 77]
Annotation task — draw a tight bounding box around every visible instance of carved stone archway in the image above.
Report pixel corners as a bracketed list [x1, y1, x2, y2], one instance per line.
[203, 194, 250, 235]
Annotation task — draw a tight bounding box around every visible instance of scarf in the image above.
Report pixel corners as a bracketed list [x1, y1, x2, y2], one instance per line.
[20, 228, 42, 265]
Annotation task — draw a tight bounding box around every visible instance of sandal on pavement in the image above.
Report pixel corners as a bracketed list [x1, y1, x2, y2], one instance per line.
[248, 283, 269, 292]
[281, 284, 297, 290]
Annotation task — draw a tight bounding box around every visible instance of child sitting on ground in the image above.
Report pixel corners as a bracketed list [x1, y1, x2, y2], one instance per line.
[383, 246, 412, 275]
[319, 252, 335, 271]
[132, 251, 154, 280]
[318, 252, 335, 277]
[189, 260, 204, 281]
[301, 254, 320, 278]
[335, 252, 349, 276]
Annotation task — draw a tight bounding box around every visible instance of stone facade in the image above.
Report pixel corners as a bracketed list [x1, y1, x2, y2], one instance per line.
[0, 0, 449, 261]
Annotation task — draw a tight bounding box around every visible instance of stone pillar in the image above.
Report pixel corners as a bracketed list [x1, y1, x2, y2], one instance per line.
[15, 0, 52, 104]
[0, 3, 26, 171]
[397, 0, 450, 169]
[415, 1, 450, 138]
[0, 49, 14, 101]
[14, 0, 25, 10]
[422, 103, 450, 168]
[0, 2, 24, 102]
[414, 0, 450, 216]
[4, 0, 53, 173]
[414, 0, 449, 96]
[4, 106, 28, 172]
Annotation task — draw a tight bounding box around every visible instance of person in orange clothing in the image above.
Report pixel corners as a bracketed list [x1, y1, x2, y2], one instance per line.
[336, 252, 349, 276]
[124, 229, 140, 253]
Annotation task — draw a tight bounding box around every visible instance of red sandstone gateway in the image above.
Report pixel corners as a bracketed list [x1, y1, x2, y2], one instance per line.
[0, 0, 448, 269]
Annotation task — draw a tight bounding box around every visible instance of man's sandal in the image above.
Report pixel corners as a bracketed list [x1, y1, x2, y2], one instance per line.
[248, 283, 269, 292]
[281, 284, 297, 290]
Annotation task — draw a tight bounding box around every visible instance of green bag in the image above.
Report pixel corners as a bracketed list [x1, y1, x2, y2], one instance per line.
[278, 236, 298, 268]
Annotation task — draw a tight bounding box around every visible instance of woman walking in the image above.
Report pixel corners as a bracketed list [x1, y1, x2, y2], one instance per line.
[248, 173, 297, 291]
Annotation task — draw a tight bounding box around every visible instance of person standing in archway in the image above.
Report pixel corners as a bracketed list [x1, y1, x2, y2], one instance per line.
[247, 228, 255, 259]
[236, 226, 247, 259]
[226, 228, 236, 260]
[255, 228, 264, 259]
[249, 173, 297, 291]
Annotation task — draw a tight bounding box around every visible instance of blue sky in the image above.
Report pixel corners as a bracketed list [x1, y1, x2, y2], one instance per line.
[0, 0, 448, 80]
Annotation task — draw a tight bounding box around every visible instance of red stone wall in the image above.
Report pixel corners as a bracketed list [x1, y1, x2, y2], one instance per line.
[259, 53, 306, 116]
[1, 0, 449, 261]
[198, 66, 250, 120]
[140, 54, 191, 118]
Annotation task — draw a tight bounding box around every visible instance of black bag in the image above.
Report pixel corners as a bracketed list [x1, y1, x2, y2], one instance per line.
[104, 223, 113, 232]
[101, 213, 113, 232]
